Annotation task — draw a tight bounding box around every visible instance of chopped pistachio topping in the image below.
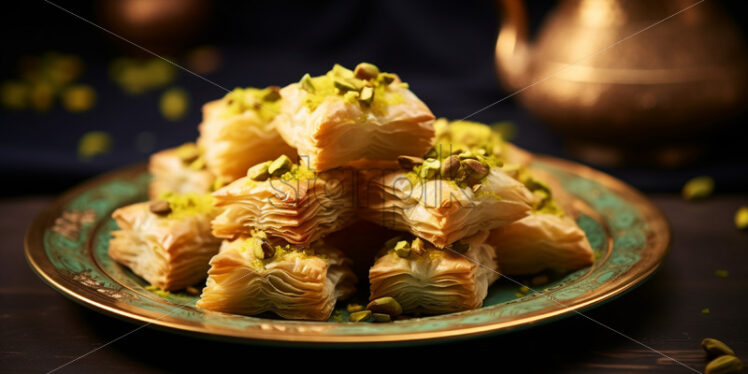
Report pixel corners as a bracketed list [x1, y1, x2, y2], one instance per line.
[440, 155, 461, 178]
[518, 170, 563, 216]
[736, 206, 748, 230]
[221, 87, 281, 122]
[253, 238, 275, 259]
[394, 240, 411, 258]
[367, 297, 403, 317]
[247, 161, 272, 181]
[268, 155, 292, 176]
[682, 176, 714, 200]
[411, 237, 426, 256]
[384, 235, 404, 250]
[298, 63, 406, 114]
[359, 85, 374, 105]
[156, 192, 214, 220]
[419, 158, 441, 179]
[432, 118, 506, 167]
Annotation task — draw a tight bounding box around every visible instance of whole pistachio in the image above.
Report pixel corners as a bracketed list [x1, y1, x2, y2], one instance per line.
[300, 73, 315, 92]
[354, 63, 380, 80]
[461, 159, 489, 184]
[263, 86, 281, 102]
[268, 155, 292, 176]
[701, 338, 736, 357]
[367, 297, 403, 317]
[394, 240, 411, 258]
[441, 155, 461, 178]
[247, 161, 272, 181]
[419, 158, 441, 179]
[149, 200, 171, 215]
[682, 176, 714, 200]
[372, 313, 391, 322]
[397, 155, 423, 170]
[705, 355, 743, 374]
[349, 310, 372, 322]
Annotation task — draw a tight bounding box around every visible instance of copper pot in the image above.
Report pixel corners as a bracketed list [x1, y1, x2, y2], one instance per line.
[495, 0, 748, 167]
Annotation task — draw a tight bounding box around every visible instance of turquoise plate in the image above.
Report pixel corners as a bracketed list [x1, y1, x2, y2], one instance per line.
[25, 157, 670, 345]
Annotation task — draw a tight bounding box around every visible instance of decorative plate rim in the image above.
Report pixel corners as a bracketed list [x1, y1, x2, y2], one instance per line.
[25, 157, 671, 345]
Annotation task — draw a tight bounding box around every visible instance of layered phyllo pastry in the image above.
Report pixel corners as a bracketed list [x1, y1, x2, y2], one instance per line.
[368, 231, 499, 315]
[488, 169, 594, 275]
[198, 86, 297, 181]
[148, 143, 216, 198]
[358, 151, 534, 248]
[211, 155, 356, 244]
[109, 193, 221, 291]
[273, 63, 435, 171]
[196, 231, 357, 320]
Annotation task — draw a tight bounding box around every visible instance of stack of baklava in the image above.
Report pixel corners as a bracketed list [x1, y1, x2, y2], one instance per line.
[109, 63, 594, 321]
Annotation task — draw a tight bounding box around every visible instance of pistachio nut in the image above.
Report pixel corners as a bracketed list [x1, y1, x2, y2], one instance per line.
[367, 296, 403, 317]
[441, 155, 461, 178]
[461, 159, 489, 183]
[423, 146, 438, 159]
[359, 85, 374, 105]
[268, 155, 292, 176]
[394, 240, 411, 258]
[263, 86, 281, 102]
[354, 62, 380, 80]
[349, 310, 372, 322]
[372, 313, 391, 322]
[149, 200, 171, 215]
[333, 78, 358, 92]
[411, 237, 426, 256]
[379, 73, 397, 85]
[300, 73, 315, 92]
[384, 235, 404, 250]
[701, 338, 735, 357]
[705, 355, 743, 374]
[682, 176, 714, 200]
[247, 161, 272, 181]
[419, 158, 441, 179]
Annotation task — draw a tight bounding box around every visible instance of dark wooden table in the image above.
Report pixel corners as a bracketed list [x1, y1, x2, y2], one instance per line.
[2, 195, 746, 373]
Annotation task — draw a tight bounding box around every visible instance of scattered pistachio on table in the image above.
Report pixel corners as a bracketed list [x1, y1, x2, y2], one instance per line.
[705, 355, 743, 374]
[682, 176, 714, 200]
[702, 338, 735, 357]
[735, 206, 748, 231]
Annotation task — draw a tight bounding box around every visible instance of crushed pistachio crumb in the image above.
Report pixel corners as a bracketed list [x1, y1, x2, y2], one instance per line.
[220, 86, 281, 122]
